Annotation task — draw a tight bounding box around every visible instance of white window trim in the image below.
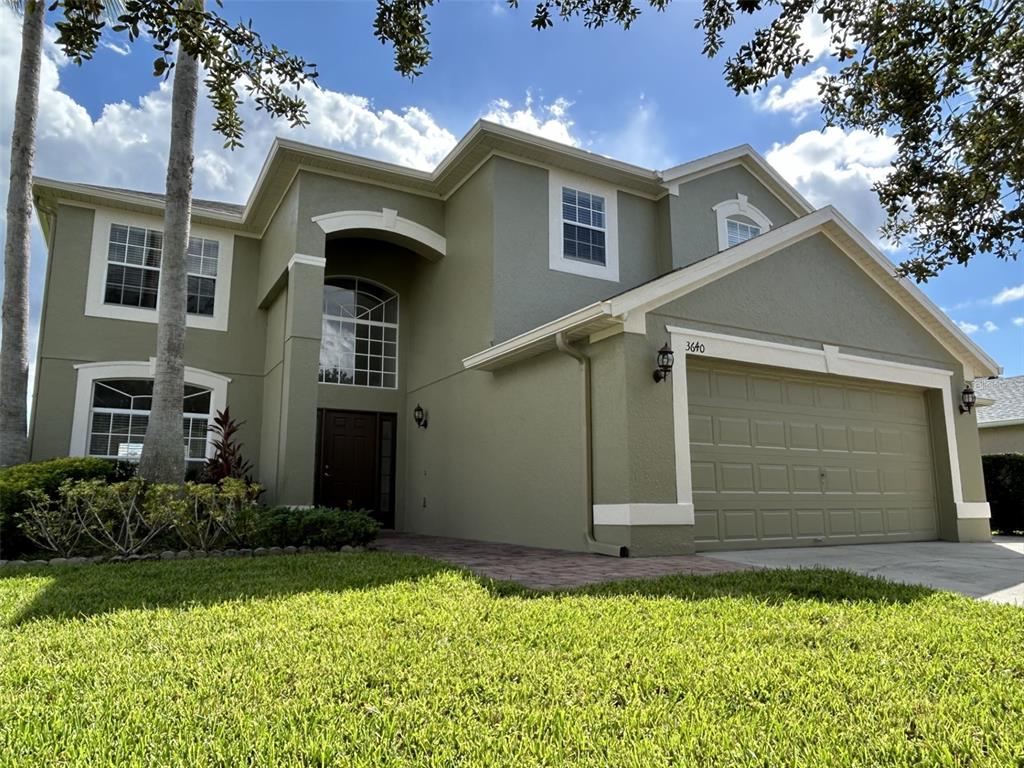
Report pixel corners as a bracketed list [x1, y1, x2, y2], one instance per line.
[85, 207, 234, 331]
[712, 194, 773, 252]
[666, 325, 988, 522]
[69, 360, 231, 459]
[548, 169, 620, 282]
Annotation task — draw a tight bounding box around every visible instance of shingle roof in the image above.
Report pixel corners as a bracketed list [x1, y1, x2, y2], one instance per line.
[67, 182, 245, 216]
[973, 375, 1024, 425]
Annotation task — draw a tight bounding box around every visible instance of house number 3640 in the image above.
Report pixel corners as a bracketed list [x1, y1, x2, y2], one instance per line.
[685, 340, 706, 354]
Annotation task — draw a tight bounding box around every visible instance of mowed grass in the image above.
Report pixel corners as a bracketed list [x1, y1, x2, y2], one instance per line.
[1, 554, 1022, 767]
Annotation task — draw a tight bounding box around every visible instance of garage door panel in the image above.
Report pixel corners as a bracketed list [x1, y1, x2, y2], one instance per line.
[824, 467, 853, 493]
[792, 465, 822, 493]
[689, 359, 938, 550]
[850, 426, 877, 453]
[720, 463, 755, 492]
[723, 509, 758, 540]
[789, 423, 819, 450]
[751, 377, 783, 403]
[911, 506, 936, 532]
[795, 509, 825, 537]
[716, 416, 752, 446]
[853, 468, 881, 493]
[820, 424, 849, 451]
[827, 508, 857, 536]
[714, 372, 749, 401]
[753, 420, 786, 448]
[760, 510, 793, 539]
[787, 381, 816, 407]
[757, 464, 789, 493]
[887, 507, 910, 534]
[857, 508, 885, 535]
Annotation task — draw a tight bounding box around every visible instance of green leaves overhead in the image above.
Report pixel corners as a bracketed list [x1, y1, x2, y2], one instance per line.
[373, 0, 1022, 280]
[52, 0, 319, 148]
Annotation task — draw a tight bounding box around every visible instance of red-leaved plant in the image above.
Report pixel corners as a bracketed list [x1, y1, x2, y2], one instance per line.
[204, 408, 254, 483]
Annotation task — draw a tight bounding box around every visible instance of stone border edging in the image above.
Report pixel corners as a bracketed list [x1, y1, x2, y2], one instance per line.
[0, 544, 369, 569]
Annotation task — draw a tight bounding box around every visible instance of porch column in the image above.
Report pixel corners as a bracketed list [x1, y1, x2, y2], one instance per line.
[276, 255, 325, 505]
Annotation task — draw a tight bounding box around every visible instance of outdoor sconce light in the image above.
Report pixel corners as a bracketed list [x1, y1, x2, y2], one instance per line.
[413, 403, 429, 429]
[959, 384, 976, 414]
[653, 343, 675, 383]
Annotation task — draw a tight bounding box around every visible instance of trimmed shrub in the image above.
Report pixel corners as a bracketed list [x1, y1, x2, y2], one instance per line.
[171, 478, 264, 550]
[250, 506, 379, 549]
[982, 453, 1024, 535]
[0, 457, 130, 558]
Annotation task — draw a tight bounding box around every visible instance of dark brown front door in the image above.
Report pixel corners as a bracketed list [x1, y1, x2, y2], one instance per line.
[316, 409, 396, 528]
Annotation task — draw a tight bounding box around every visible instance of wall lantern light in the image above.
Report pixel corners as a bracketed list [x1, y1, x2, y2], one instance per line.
[413, 403, 429, 429]
[653, 343, 675, 383]
[958, 384, 976, 415]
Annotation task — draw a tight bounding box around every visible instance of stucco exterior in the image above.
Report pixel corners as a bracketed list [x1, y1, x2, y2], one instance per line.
[28, 121, 999, 555]
[979, 425, 1024, 455]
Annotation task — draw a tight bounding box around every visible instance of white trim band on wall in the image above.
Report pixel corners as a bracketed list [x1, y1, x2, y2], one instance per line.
[593, 503, 695, 526]
[288, 253, 326, 270]
[956, 502, 992, 519]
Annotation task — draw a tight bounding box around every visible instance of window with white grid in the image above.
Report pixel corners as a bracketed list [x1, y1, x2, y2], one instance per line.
[726, 218, 761, 247]
[104, 224, 219, 317]
[87, 379, 212, 462]
[562, 187, 607, 266]
[319, 278, 398, 389]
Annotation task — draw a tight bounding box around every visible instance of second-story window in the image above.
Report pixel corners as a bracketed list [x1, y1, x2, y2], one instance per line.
[104, 223, 220, 317]
[562, 187, 606, 266]
[319, 278, 399, 389]
[726, 218, 761, 247]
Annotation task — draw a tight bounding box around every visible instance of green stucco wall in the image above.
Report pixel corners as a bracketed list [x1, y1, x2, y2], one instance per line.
[490, 157, 662, 342]
[30, 204, 266, 467]
[978, 424, 1024, 455]
[666, 164, 799, 269]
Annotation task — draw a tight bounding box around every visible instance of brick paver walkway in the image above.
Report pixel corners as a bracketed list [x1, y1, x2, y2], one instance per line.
[374, 533, 753, 589]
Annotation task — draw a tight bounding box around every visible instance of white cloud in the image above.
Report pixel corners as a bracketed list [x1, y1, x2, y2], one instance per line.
[1013, 317, 1024, 327]
[800, 13, 834, 62]
[766, 126, 896, 246]
[992, 283, 1024, 305]
[956, 320, 980, 335]
[983, 320, 999, 332]
[594, 95, 670, 169]
[482, 93, 579, 147]
[101, 40, 130, 56]
[759, 66, 828, 121]
[0, 7, 587, 415]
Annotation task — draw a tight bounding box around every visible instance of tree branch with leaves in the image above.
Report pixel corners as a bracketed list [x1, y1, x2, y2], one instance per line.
[374, 0, 1022, 281]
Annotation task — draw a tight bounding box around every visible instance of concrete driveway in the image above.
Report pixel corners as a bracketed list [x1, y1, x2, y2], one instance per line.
[703, 538, 1024, 605]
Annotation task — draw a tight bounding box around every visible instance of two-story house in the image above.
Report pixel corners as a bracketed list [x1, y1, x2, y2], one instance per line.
[29, 121, 1000, 555]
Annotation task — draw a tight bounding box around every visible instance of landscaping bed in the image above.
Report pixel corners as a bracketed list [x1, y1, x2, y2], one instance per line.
[1, 553, 1022, 766]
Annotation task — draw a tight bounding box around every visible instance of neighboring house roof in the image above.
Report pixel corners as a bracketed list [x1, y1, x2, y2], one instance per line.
[32, 120, 812, 240]
[973, 376, 1024, 428]
[462, 206, 1002, 379]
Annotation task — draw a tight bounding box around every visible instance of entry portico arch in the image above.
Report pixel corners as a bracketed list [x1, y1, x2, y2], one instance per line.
[312, 209, 446, 261]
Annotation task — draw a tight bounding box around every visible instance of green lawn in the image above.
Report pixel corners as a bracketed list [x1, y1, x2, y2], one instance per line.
[1, 553, 1022, 767]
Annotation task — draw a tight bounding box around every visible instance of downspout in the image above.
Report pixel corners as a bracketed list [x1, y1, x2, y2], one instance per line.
[556, 332, 629, 557]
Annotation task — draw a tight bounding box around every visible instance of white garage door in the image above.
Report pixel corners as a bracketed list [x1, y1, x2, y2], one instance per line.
[688, 359, 939, 550]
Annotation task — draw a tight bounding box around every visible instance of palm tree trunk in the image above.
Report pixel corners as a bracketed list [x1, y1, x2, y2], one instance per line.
[1, 0, 45, 467]
[138, 25, 200, 484]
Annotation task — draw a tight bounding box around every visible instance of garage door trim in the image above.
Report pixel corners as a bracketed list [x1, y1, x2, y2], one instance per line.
[665, 325, 984, 524]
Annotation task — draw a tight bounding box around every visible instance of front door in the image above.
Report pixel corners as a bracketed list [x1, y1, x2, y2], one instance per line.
[316, 409, 396, 528]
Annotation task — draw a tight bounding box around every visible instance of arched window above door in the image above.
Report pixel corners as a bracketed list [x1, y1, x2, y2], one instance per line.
[319, 277, 399, 389]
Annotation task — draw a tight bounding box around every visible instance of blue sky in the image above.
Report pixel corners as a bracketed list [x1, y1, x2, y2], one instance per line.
[1, 0, 1021, 379]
